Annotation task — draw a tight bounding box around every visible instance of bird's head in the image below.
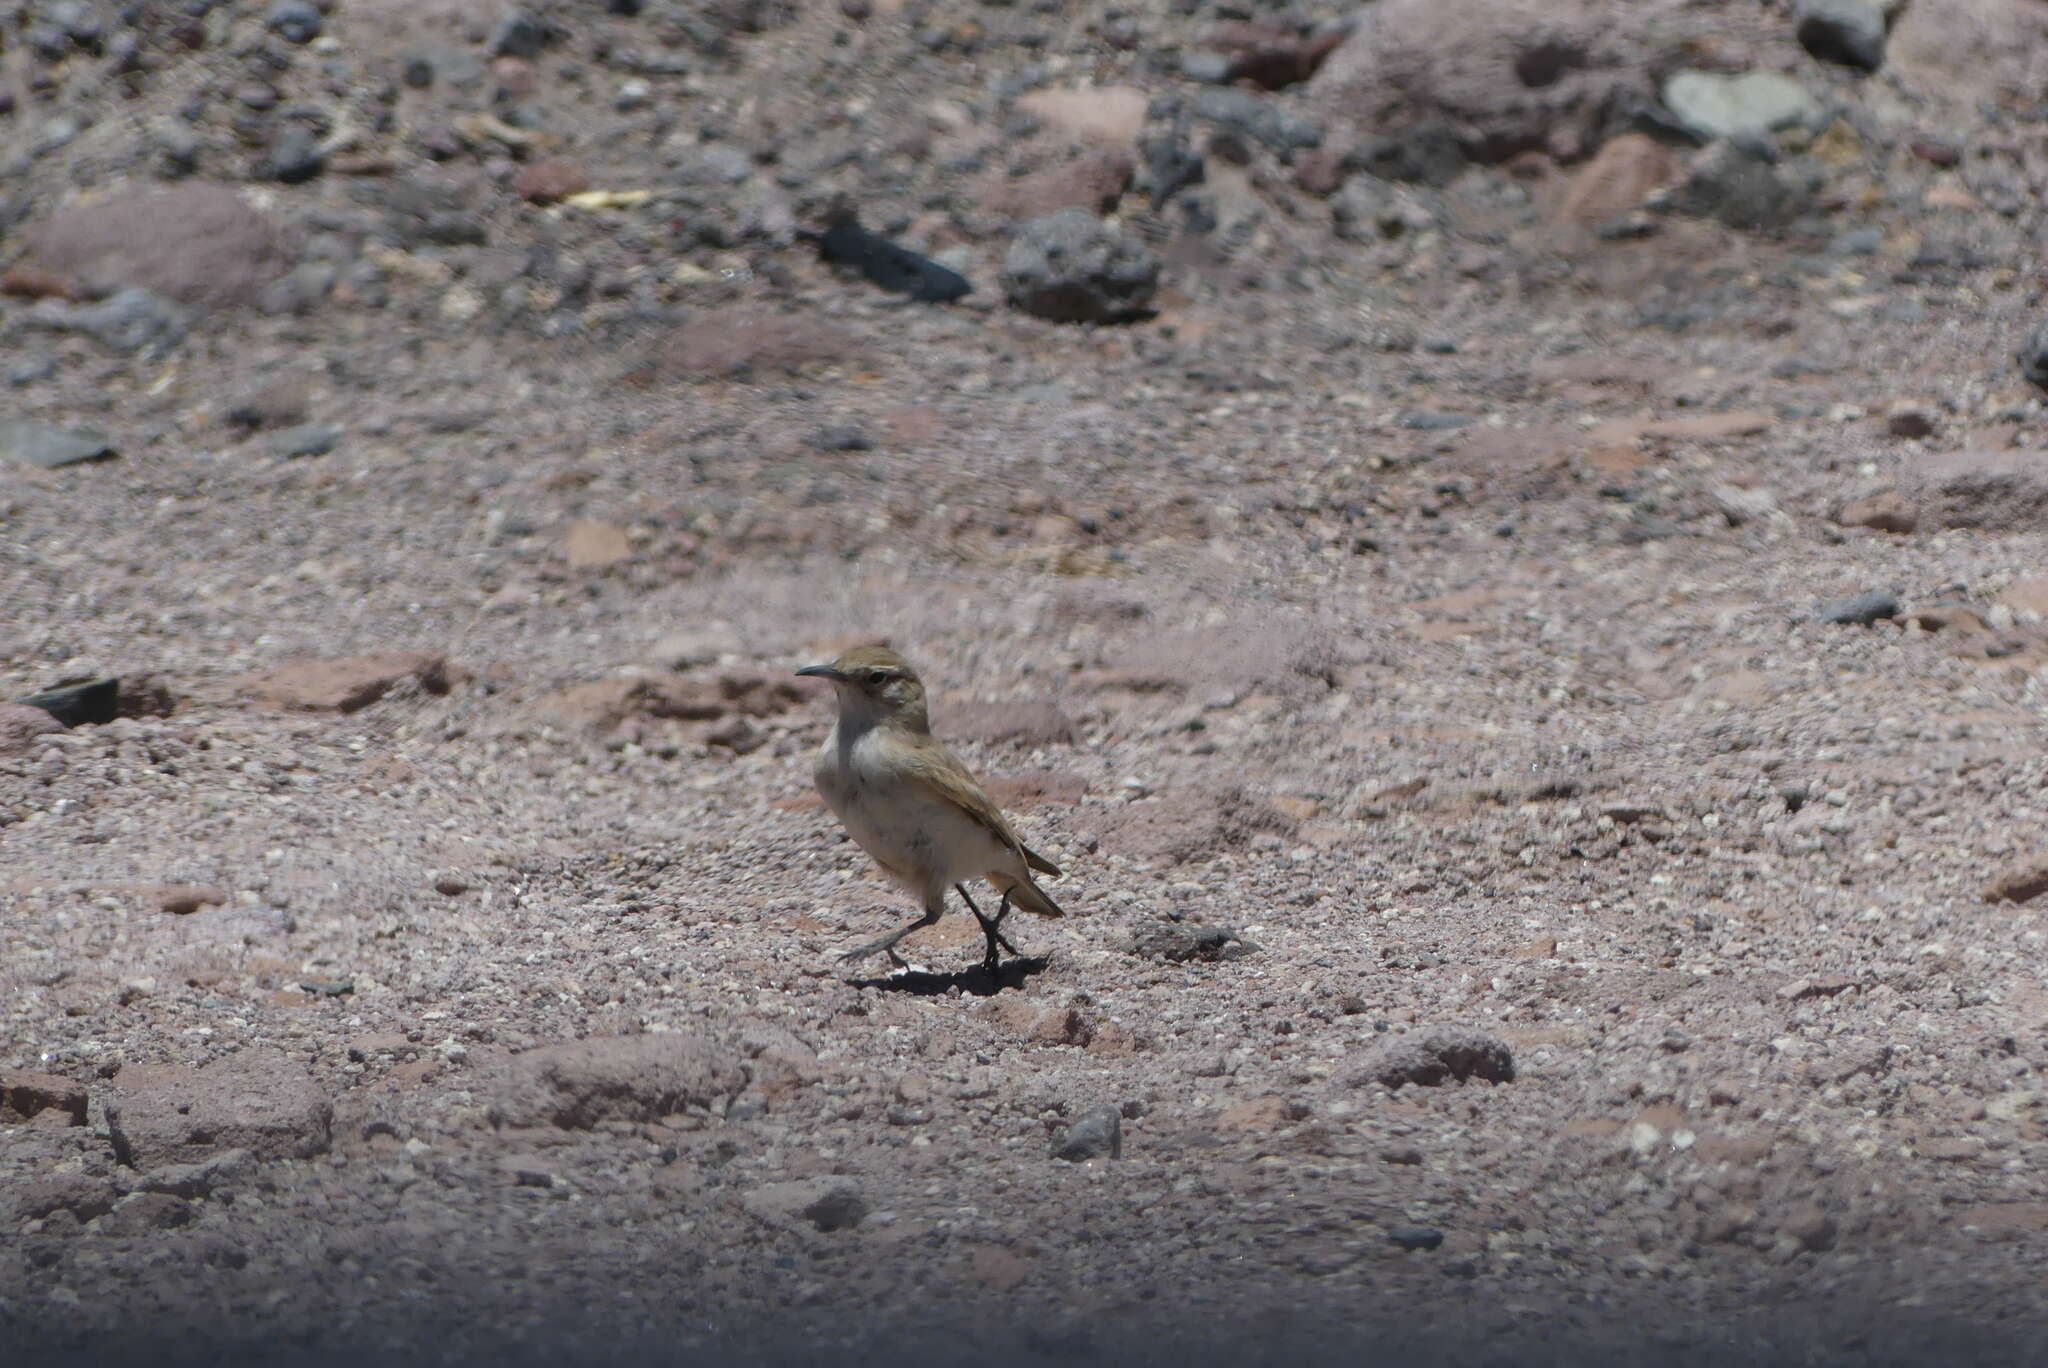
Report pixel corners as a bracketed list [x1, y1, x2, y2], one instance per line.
[795, 645, 929, 731]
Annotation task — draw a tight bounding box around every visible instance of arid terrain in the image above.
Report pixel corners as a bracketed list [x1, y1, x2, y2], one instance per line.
[4, 0, 2048, 1363]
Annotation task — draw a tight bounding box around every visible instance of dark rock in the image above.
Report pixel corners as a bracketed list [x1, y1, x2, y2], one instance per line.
[1388, 1226, 1445, 1251]
[1358, 124, 1468, 187]
[104, 1050, 333, 1168]
[1136, 131, 1204, 209]
[257, 263, 337, 316]
[1189, 88, 1322, 155]
[2017, 322, 2048, 392]
[1815, 591, 1899, 626]
[29, 287, 190, 357]
[1129, 923, 1255, 963]
[1355, 1026, 1515, 1089]
[1661, 141, 1812, 232]
[1796, 0, 1886, 73]
[1396, 411, 1471, 431]
[8, 355, 58, 387]
[1001, 208, 1159, 325]
[808, 425, 873, 452]
[265, 123, 325, 183]
[20, 678, 121, 727]
[262, 424, 340, 459]
[1330, 176, 1439, 242]
[1051, 1105, 1123, 1161]
[0, 420, 117, 470]
[816, 218, 971, 304]
[490, 11, 549, 59]
[264, 0, 321, 44]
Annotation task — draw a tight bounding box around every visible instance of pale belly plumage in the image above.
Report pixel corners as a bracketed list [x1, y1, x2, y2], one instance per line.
[814, 725, 1016, 899]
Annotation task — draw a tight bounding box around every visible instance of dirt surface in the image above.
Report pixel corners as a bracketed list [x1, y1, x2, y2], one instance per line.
[4, 0, 2048, 1363]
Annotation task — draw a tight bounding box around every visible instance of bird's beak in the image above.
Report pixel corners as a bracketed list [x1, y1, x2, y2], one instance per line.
[795, 664, 846, 681]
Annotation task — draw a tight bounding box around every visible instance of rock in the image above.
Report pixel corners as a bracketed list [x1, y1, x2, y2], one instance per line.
[239, 652, 454, 713]
[1189, 89, 1322, 155]
[656, 308, 858, 380]
[99, 1191, 198, 1236]
[941, 700, 1077, 747]
[490, 11, 549, 59]
[1816, 591, 1899, 626]
[564, 519, 632, 569]
[148, 884, 228, 916]
[807, 425, 872, 453]
[257, 264, 337, 317]
[226, 381, 312, 431]
[0, 419, 116, 469]
[1129, 923, 1255, 963]
[741, 1178, 867, 1232]
[0, 701, 66, 753]
[483, 1034, 747, 1129]
[264, 0, 322, 43]
[1660, 141, 1813, 232]
[1559, 133, 1682, 226]
[1051, 1105, 1122, 1161]
[135, 1149, 253, 1200]
[265, 124, 326, 183]
[104, 1050, 333, 1168]
[1013, 86, 1149, 147]
[20, 677, 121, 726]
[1205, 20, 1345, 91]
[974, 149, 1135, 227]
[1330, 176, 1439, 242]
[1388, 1226, 1444, 1251]
[2016, 322, 2048, 392]
[1779, 1202, 1839, 1253]
[1001, 209, 1159, 325]
[1796, 0, 1887, 72]
[1984, 854, 2048, 904]
[28, 288, 190, 358]
[1660, 71, 1826, 144]
[816, 217, 971, 303]
[15, 184, 293, 310]
[1355, 1027, 1515, 1089]
[1836, 491, 1918, 534]
[511, 159, 591, 205]
[1902, 451, 2048, 531]
[0, 1070, 88, 1126]
[1310, 0, 1642, 163]
[263, 424, 340, 459]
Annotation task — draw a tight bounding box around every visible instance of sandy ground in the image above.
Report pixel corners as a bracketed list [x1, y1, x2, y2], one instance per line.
[3, 0, 2048, 1363]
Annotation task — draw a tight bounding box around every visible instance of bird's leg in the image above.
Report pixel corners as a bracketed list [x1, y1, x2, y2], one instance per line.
[956, 884, 1010, 976]
[839, 906, 941, 967]
[989, 892, 1022, 956]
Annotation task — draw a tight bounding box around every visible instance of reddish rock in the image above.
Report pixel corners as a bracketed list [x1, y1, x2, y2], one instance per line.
[1999, 576, 2048, 618]
[1206, 21, 1345, 90]
[0, 700, 65, 753]
[988, 999, 1093, 1047]
[1984, 854, 2048, 904]
[1558, 133, 1681, 226]
[15, 183, 294, 309]
[240, 652, 454, 713]
[0, 265, 78, 300]
[973, 148, 1134, 229]
[0, 1070, 88, 1126]
[1292, 144, 1352, 196]
[145, 884, 229, 916]
[483, 1034, 747, 1129]
[538, 673, 728, 729]
[1354, 1026, 1515, 1089]
[510, 158, 590, 205]
[1836, 490, 1919, 534]
[653, 308, 858, 380]
[968, 1245, 1032, 1290]
[104, 1050, 333, 1167]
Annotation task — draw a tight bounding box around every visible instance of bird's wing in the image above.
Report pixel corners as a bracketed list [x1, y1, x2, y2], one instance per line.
[899, 736, 1055, 873]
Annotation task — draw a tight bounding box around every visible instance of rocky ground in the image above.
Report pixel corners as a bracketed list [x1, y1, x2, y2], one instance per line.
[4, 0, 2048, 1363]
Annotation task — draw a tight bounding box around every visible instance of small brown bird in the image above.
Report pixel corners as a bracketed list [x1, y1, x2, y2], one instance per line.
[794, 645, 1065, 975]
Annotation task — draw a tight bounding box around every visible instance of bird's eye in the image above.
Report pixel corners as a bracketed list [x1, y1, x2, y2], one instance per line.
[866, 670, 888, 686]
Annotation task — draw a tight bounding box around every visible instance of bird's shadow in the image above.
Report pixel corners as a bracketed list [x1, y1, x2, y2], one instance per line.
[847, 956, 1051, 997]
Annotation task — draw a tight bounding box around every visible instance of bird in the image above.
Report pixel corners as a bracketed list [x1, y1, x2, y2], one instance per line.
[794, 645, 1065, 977]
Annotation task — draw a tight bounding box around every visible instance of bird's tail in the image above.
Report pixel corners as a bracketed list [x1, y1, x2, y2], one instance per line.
[995, 872, 1064, 919]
